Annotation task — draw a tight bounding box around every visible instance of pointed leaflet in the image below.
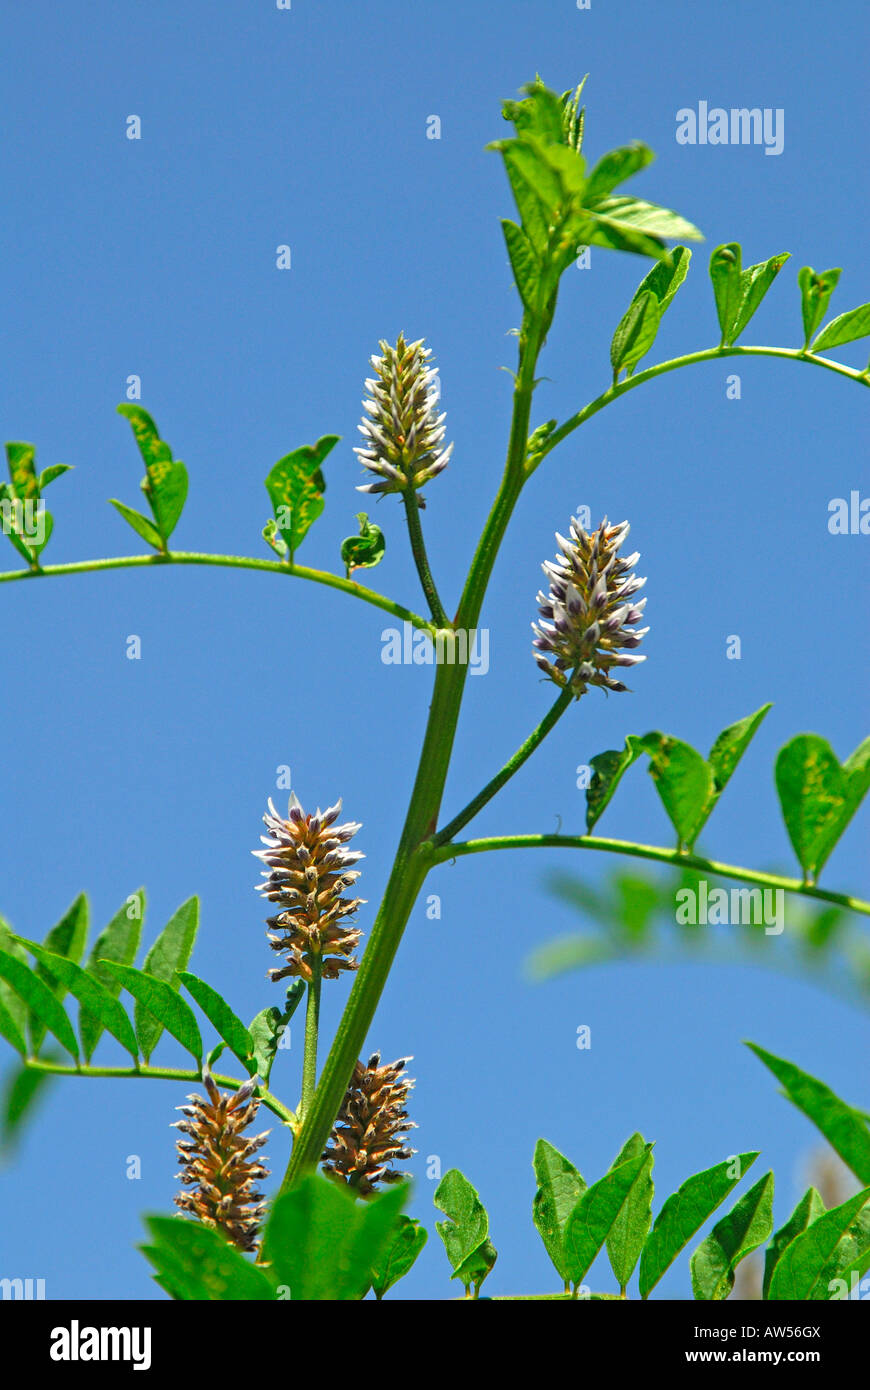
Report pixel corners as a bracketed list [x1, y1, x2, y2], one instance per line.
[248, 981, 305, 1083]
[452, 1239, 497, 1293]
[117, 404, 188, 542]
[584, 143, 655, 203]
[29, 894, 88, 1054]
[135, 897, 199, 1059]
[434, 1169, 490, 1283]
[775, 734, 870, 882]
[704, 704, 772, 820]
[0, 950, 78, 1058]
[16, 940, 138, 1061]
[605, 1134, 655, 1291]
[1, 1056, 59, 1152]
[142, 1216, 275, 1301]
[811, 302, 870, 353]
[177, 972, 254, 1072]
[641, 733, 714, 850]
[563, 1147, 653, 1286]
[501, 219, 541, 315]
[798, 267, 841, 348]
[102, 963, 202, 1063]
[265, 435, 338, 562]
[690, 1171, 774, 1300]
[632, 245, 692, 316]
[585, 735, 646, 832]
[710, 244, 790, 345]
[532, 1138, 587, 1285]
[340, 512, 385, 576]
[763, 1187, 825, 1299]
[610, 291, 660, 380]
[747, 1043, 870, 1184]
[108, 499, 164, 551]
[263, 1173, 406, 1300]
[0, 919, 28, 1052]
[729, 252, 790, 343]
[370, 1216, 428, 1300]
[767, 1188, 870, 1300]
[80, 890, 144, 1060]
[638, 1152, 759, 1299]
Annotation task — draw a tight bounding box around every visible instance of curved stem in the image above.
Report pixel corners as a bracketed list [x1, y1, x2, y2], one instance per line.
[435, 685, 574, 846]
[529, 345, 870, 475]
[430, 833, 870, 916]
[0, 550, 433, 634]
[21, 1058, 298, 1129]
[402, 490, 450, 628]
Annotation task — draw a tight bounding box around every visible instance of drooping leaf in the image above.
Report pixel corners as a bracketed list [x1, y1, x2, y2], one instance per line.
[748, 1043, 870, 1184]
[136, 897, 199, 1058]
[767, 1188, 870, 1300]
[638, 1152, 759, 1299]
[563, 1147, 653, 1286]
[263, 1173, 406, 1300]
[532, 1138, 587, 1285]
[178, 972, 254, 1072]
[763, 1187, 825, 1299]
[585, 735, 646, 832]
[80, 890, 144, 1060]
[641, 733, 715, 849]
[117, 403, 188, 541]
[108, 499, 164, 551]
[1, 1055, 59, 1152]
[16, 940, 138, 1061]
[248, 981, 304, 1083]
[340, 513, 386, 576]
[775, 734, 870, 882]
[610, 290, 660, 380]
[605, 1134, 655, 1291]
[501, 219, 541, 314]
[434, 1169, 490, 1286]
[798, 266, 841, 348]
[142, 1216, 275, 1300]
[811, 303, 870, 353]
[103, 962, 202, 1064]
[0, 949, 78, 1059]
[370, 1215, 428, 1299]
[690, 1171, 774, 1300]
[265, 435, 338, 562]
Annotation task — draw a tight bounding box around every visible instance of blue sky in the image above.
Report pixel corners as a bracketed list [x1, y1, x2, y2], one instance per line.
[1, 0, 868, 1300]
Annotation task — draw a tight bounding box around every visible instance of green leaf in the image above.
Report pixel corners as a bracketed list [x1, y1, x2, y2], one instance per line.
[1, 1055, 58, 1152]
[632, 245, 692, 316]
[0, 995, 26, 1055]
[340, 512, 386, 576]
[798, 266, 841, 348]
[586, 735, 646, 831]
[370, 1215, 428, 1299]
[103, 963, 202, 1063]
[605, 1134, 655, 1291]
[811, 302, 870, 353]
[265, 435, 338, 562]
[142, 1216, 275, 1300]
[495, 144, 553, 255]
[611, 291, 661, 379]
[0, 919, 28, 1048]
[767, 1188, 870, 1300]
[0, 949, 78, 1059]
[263, 1173, 407, 1300]
[30, 894, 89, 1050]
[136, 897, 199, 1058]
[584, 143, 655, 203]
[532, 1138, 587, 1285]
[641, 733, 715, 850]
[178, 972, 254, 1072]
[502, 80, 566, 144]
[80, 890, 144, 1060]
[452, 1238, 497, 1292]
[38, 463, 72, 490]
[705, 704, 772, 815]
[501, 218, 541, 314]
[108, 498, 164, 550]
[690, 1171, 774, 1300]
[16, 940, 138, 1061]
[434, 1169, 490, 1283]
[639, 1151, 759, 1298]
[117, 403, 188, 541]
[5, 441, 39, 499]
[563, 1147, 653, 1286]
[710, 243, 743, 343]
[763, 1187, 825, 1300]
[747, 1043, 870, 1183]
[248, 981, 304, 1082]
[730, 252, 790, 343]
[775, 733, 870, 882]
[585, 195, 702, 247]
[262, 516, 288, 559]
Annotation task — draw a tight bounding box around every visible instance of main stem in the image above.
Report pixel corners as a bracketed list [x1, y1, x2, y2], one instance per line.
[300, 958, 322, 1120]
[281, 316, 544, 1189]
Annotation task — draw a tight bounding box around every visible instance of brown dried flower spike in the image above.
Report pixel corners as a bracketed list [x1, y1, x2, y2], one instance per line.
[323, 1052, 416, 1196]
[253, 793, 365, 984]
[173, 1069, 270, 1253]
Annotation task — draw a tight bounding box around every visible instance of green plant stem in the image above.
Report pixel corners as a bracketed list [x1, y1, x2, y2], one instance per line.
[528, 345, 870, 476]
[402, 490, 450, 628]
[281, 315, 546, 1190]
[21, 1058, 298, 1129]
[429, 833, 870, 916]
[434, 685, 574, 846]
[0, 550, 434, 634]
[300, 958, 322, 1121]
